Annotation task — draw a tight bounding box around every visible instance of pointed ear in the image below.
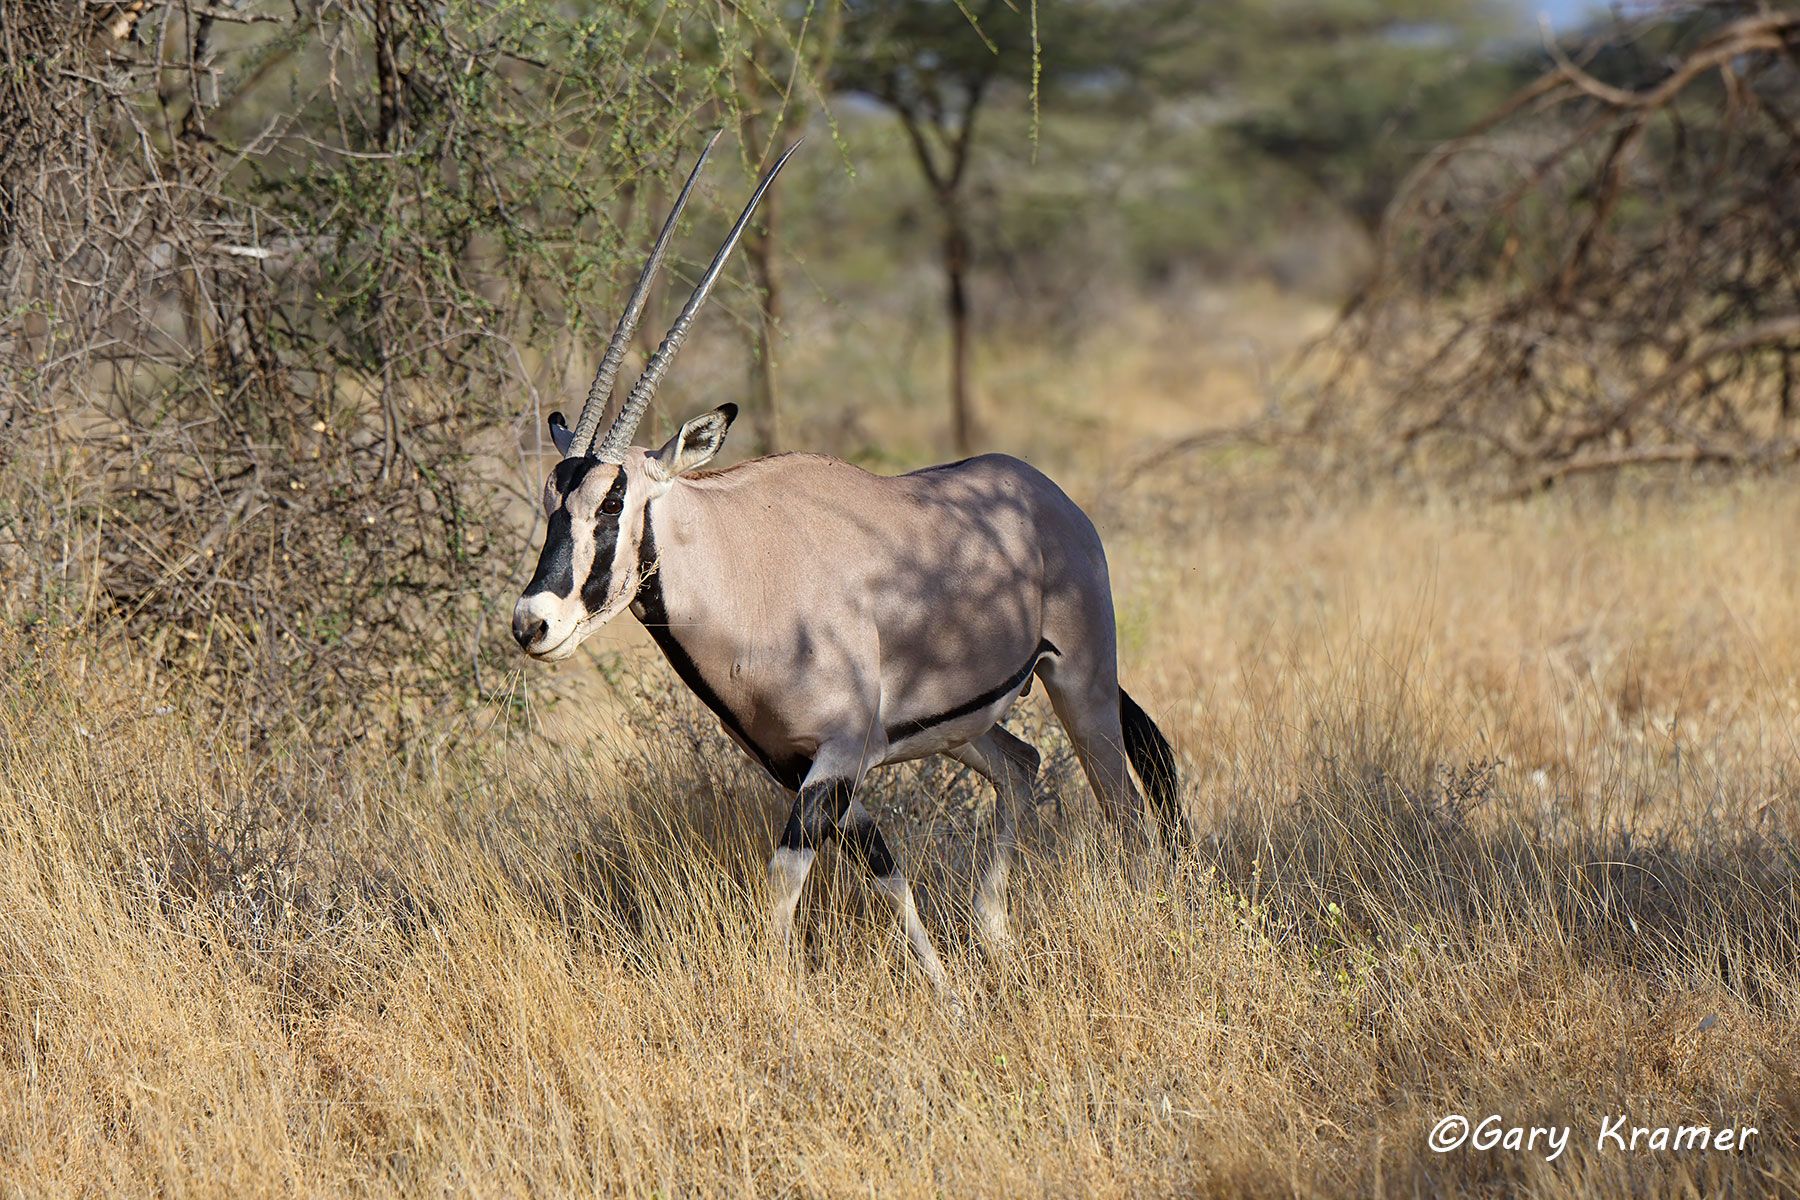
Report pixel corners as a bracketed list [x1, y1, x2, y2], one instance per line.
[547, 411, 575, 456]
[648, 404, 737, 480]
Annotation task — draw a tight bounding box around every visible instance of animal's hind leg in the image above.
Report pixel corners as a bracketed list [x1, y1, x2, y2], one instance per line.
[1039, 657, 1147, 843]
[945, 727, 1039, 950]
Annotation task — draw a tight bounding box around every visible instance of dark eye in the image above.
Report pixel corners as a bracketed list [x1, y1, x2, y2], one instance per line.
[600, 495, 624, 516]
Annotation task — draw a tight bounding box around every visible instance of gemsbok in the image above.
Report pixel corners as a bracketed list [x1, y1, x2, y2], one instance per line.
[512, 134, 1182, 999]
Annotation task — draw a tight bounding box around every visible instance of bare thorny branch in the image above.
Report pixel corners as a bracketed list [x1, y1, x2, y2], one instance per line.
[1308, 2, 1800, 494]
[0, 0, 757, 747]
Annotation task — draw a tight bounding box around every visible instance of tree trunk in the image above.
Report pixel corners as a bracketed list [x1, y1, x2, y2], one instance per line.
[941, 197, 975, 455]
[745, 185, 782, 454]
[372, 0, 400, 149]
[892, 91, 988, 456]
[737, 30, 784, 457]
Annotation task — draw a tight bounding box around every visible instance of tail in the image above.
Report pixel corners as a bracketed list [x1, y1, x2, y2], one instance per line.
[1120, 688, 1186, 854]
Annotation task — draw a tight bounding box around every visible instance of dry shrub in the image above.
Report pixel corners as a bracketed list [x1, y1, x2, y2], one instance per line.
[1309, 1, 1800, 493]
[0, 0, 778, 745]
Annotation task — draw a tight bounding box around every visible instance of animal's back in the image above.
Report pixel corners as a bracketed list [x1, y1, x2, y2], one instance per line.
[699, 450, 1104, 645]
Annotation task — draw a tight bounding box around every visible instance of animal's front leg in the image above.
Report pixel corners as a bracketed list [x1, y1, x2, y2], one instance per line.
[768, 748, 960, 1011]
[767, 844, 814, 949]
[767, 778, 851, 947]
[839, 796, 955, 1004]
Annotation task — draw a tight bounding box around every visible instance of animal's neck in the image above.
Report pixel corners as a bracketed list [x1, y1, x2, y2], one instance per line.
[629, 481, 718, 624]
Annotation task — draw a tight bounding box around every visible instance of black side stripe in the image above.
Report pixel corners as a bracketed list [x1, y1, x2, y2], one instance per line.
[884, 639, 1059, 744]
[633, 505, 809, 791]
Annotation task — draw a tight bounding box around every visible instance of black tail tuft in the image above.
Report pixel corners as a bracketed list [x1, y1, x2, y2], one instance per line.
[1120, 688, 1186, 855]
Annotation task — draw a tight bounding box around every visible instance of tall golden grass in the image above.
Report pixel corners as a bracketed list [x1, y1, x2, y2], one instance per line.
[0, 294, 1793, 1194]
[6, 452, 1799, 1194]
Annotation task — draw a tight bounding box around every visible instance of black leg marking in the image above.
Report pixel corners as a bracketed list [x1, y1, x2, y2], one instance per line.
[779, 779, 855, 851]
[842, 813, 898, 880]
[776, 782, 896, 877]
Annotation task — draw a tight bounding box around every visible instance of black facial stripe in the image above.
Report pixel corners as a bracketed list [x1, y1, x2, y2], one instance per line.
[634, 504, 809, 791]
[552, 456, 600, 497]
[884, 639, 1060, 744]
[579, 470, 630, 615]
[522, 507, 575, 598]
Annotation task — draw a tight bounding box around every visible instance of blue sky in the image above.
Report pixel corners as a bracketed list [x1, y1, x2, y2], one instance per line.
[1511, 0, 1599, 31]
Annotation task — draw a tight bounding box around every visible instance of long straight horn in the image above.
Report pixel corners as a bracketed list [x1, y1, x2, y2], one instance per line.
[567, 130, 724, 458]
[593, 140, 801, 463]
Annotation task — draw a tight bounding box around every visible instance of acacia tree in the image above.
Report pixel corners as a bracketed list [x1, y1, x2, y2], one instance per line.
[0, 0, 756, 744]
[832, 0, 1051, 454]
[1218, 0, 1517, 238]
[713, 0, 844, 453]
[1313, 1, 1800, 491]
[830, 0, 1488, 449]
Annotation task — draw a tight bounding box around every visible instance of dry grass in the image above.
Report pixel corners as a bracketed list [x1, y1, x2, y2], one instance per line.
[6, 311, 1800, 1196]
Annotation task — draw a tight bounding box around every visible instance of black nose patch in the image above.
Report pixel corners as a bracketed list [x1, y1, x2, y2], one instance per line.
[523, 506, 575, 598]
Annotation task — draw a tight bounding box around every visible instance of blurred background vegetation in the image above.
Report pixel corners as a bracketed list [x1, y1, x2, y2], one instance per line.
[2, 0, 1796, 743]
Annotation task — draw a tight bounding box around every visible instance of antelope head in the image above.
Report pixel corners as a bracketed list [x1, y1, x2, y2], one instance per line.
[511, 133, 795, 661]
